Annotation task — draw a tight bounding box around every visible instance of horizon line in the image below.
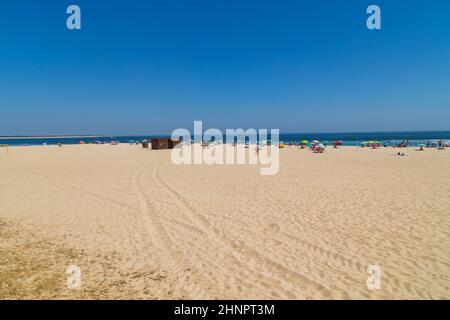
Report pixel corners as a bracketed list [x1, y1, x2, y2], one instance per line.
[2, 129, 450, 139]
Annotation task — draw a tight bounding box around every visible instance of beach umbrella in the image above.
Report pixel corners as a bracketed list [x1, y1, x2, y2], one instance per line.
[301, 140, 308, 144]
[312, 140, 319, 144]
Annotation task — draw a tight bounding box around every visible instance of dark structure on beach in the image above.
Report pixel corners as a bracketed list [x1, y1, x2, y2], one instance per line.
[151, 138, 179, 150]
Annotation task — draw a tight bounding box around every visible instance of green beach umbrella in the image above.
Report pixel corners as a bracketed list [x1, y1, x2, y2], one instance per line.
[301, 140, 309, 145]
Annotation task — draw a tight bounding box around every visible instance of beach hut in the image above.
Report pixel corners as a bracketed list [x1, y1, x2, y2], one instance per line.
[151, 138, 180, 150]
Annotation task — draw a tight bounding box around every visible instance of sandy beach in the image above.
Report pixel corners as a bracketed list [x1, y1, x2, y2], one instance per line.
[1, 144, 449, 299]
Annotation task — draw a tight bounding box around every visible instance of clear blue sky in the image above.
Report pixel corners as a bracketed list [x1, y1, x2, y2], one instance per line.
[1, 0, 449, 135]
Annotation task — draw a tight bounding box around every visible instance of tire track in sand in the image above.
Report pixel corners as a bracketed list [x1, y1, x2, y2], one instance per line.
[153, 164, 332, 299]
[279, 231, 433, 298]
[132, 164, 227, 299]
[135, 164, 288, 298]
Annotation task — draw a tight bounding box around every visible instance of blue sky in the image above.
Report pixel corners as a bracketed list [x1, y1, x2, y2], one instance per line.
[1, 0, 449, 135]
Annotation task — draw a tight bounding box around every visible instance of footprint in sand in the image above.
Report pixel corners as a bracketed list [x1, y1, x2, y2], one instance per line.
[264, 223, 281, 234]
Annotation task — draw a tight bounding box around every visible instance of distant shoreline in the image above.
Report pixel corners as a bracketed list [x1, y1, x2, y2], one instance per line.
[1, 131, 450, 147]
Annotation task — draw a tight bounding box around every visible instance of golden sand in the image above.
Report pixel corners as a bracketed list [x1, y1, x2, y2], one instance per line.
[1, 144, 449, 299]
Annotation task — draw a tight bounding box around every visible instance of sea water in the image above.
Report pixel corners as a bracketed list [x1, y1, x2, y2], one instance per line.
[1, 131, 450, 147]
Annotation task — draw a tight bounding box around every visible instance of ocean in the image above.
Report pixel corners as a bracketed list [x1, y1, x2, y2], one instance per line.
[1, 131, 450, 147]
